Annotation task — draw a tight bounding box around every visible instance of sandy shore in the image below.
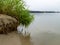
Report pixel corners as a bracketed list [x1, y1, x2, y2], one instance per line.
[0, 31, 32, 45]
[0, 32, 21, 45]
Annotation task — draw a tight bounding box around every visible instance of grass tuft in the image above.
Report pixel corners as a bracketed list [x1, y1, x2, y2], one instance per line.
[0, 0, 34, 26]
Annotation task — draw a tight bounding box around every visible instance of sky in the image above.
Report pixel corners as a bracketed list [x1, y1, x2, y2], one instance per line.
[24, 0, 60, 11]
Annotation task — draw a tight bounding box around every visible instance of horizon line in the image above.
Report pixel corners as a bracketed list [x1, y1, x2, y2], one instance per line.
[29, 11, 60, 13]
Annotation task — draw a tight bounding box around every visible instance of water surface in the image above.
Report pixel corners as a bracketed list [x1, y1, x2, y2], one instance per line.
[28, 13, 60, 45]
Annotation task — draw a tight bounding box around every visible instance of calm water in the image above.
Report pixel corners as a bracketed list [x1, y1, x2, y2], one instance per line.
[27, 13, 60, 45]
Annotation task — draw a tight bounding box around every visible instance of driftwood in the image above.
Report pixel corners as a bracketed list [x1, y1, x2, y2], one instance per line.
[0, 14, 19, 34]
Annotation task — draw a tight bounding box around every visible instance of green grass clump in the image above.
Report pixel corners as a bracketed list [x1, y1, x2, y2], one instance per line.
[0, 0, 34, 26]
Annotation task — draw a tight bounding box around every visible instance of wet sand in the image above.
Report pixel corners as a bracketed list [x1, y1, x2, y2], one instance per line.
[0, 32, 21, 45]
[0, 31, 32, 45]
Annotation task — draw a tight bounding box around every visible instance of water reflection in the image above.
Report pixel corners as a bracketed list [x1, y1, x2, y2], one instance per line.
[18, 33, 33, 45]
[17, 13, 60, 45]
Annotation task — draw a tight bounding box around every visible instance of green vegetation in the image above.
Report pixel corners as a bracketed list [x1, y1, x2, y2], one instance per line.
[0, 0, 34, 27]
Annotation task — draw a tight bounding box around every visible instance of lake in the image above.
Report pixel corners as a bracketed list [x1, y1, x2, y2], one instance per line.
[27, 13, 60, 45]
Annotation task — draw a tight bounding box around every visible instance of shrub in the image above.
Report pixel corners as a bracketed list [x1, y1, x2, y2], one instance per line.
[0, 0, 34, 27]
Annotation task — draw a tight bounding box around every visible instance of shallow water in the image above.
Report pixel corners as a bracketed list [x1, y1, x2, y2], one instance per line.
[0, 13, 60, 45]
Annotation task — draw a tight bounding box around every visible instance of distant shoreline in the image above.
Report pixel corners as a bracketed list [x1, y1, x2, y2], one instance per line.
[29, 11, 60, 13]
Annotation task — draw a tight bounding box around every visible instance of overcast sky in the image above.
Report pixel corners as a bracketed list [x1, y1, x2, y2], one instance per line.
[24, 0, 60, 11]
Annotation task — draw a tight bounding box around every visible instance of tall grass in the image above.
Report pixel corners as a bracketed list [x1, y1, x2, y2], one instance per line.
[0, 0, 34, 26]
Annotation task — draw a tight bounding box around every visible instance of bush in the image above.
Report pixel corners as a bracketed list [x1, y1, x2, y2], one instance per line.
[0, 0, 34, 26]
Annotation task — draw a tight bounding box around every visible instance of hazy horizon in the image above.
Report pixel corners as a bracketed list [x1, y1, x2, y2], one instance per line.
[24, 0, 60, 11]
